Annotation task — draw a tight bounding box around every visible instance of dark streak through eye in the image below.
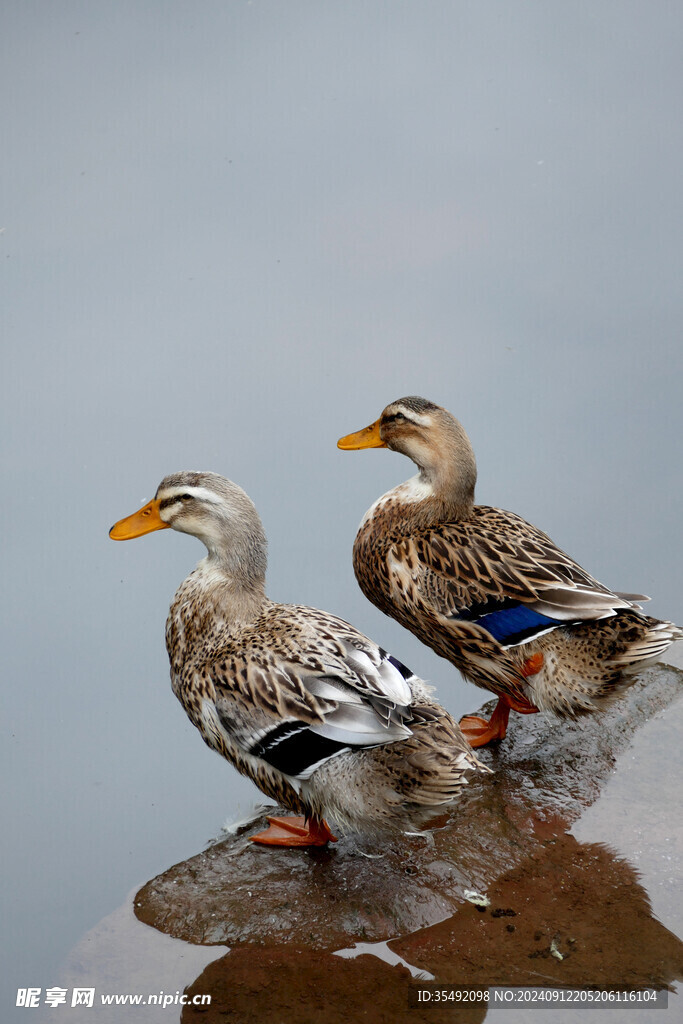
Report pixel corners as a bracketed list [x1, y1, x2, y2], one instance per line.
[159, 493, 193, 511]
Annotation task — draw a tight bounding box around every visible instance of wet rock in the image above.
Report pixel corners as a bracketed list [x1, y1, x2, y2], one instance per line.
[135, 832, 460, 948]
[391, 834, 683, 992]
[135, 664, 682, 948]
[176, 839, 683, 1024]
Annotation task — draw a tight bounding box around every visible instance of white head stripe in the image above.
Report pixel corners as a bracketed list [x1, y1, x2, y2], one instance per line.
[162, 485, 223, 505]
[402, 410, 432, 426]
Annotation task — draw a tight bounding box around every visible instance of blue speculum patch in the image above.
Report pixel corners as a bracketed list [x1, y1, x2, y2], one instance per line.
[461, 602, 562, 646]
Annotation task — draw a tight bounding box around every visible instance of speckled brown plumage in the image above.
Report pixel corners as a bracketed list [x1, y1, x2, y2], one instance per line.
[339, 397, 682, 733]
[110, 471, 489, 838]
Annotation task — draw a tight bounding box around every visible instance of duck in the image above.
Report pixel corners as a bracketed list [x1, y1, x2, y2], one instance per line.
[109, 471, 489, 846]
[338, 396, 683, 747]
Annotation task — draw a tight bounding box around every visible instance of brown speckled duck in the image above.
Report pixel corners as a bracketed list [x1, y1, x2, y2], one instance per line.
[109, 471, 488, 846]
[338, 397, 683, 747]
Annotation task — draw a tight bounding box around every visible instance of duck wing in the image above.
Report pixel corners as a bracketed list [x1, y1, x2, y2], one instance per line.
[392, 506, 644, 649]
[209, 606, 416, 781]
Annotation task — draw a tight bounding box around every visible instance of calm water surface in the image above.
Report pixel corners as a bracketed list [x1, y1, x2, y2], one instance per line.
[3, 3, 683, 1021]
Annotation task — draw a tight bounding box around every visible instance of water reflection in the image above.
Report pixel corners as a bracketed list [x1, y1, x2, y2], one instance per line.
[175, 837, 681, 1024]
[47, 666, 682, 1023]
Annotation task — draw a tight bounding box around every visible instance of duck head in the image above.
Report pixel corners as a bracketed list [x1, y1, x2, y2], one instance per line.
[109, 471, 267, 586]
[338, 396, 477, 512]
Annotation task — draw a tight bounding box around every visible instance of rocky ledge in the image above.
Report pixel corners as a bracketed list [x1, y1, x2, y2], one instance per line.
[135, 664, 682, 950]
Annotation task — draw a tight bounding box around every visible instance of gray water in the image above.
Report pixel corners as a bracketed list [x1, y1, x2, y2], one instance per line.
[2, 2, 682, 1020]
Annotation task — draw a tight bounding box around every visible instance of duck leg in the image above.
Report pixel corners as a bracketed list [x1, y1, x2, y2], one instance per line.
[459, 653, 543, 748]
[459, 697, 514, 747]
[250, 815, 338, 847]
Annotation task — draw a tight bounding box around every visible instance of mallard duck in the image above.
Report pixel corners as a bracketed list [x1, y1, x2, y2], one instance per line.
[109, 471, 488, 846]
[338, 396, 683, 747]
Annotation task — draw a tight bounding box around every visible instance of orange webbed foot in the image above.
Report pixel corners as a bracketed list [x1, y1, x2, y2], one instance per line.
[249, 815, 338, 847]
[459, 687, 541, 747]
[459, 698, 511, 748]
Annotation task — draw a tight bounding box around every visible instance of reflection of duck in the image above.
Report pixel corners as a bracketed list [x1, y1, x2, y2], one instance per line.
[173, 844, 683, 1021]
[391, 834, 683, 996]
[338, 397, 683, 747]
[110, 471, 488, 847]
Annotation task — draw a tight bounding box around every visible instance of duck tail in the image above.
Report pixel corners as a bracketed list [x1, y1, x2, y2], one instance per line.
[526, 611, 682, 717]
[607, 617, 683, 671]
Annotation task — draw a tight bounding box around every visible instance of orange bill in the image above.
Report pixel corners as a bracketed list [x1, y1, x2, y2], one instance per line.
[337, 418, 386, 450]
[109, 498, 170, 540]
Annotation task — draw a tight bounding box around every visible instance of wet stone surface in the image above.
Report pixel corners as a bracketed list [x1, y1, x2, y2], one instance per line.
[392, 833, 683, 992]
[135, 664, 682, 950]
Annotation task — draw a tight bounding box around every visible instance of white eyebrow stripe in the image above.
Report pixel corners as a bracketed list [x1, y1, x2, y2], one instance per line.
[162, 485, 223, 505]
[404, 410, 432, 426]
[388, 405, 433, 427]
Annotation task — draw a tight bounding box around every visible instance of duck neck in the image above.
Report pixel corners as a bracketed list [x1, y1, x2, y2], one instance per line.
[415, 461, 475, 520]
[197, 544, 268, 623]
[167, 558, 267, 674]
[205, 530, 266, 585]
[170, 525, 268, 640]
[408, 441, 475, 520]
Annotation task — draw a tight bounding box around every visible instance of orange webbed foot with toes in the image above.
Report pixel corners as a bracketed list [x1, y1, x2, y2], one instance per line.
[459, 697, 512, 747]
[459, 669, 542, 748]
[249, 815, 338, 847]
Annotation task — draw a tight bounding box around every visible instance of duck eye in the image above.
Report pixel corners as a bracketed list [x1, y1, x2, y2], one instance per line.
[178, 493, 193, 502]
